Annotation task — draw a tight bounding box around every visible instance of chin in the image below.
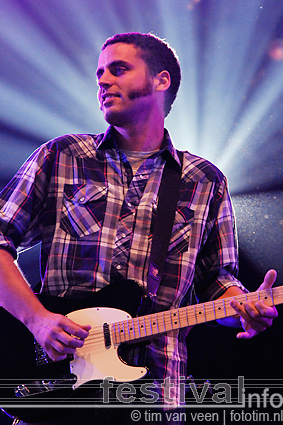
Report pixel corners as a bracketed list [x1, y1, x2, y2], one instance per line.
[103, 110, 130, 127]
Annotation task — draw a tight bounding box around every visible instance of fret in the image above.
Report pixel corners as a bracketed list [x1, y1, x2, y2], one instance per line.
[193, 304, 198, 324]
[122, 320, 127, 341]
[148, 315, 153, 335]
[185, 305, 190, 326]
[136, 317, 141, 339]
[144, 316, 152, 336]
[178, 309, 183, 327]
[179, 308, 189, 328]
[110, 285, 282, 346]
[214, 299, 226, 320]
[202, 303, 207, 322]
[112, 322, 119, 344]
[125, 319, 130, 341]
[212, 300, 216, 321]
[223, 298, 227, 317]
[160, 311, 166, 333]
[139, 316, 147, 338]
[177, 309, 181, 327]
[111, 323, 116, 345]
[270, 289, 274, 305]
[116, 321, 121, 342]
[171, 309, 180, 330]
[194, 304, 206, 323]
[151, 313, 159, 335]
[164, 310, 173, 331]
[206, 302, 217, 322]
[257, 288, 273, 306]
[259, 290, 267, 303]
[273, 287, 283, 305]
[160, 311, 168, 332]
[117, 321, 126, 343]
[128, 318, 135, 340]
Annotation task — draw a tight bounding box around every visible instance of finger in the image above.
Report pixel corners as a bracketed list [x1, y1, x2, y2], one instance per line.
[51, 339, 77, 355]
[254, 301, 278, 319]
[61, 318, 91, 340]
[46, 317, 90, 351]
[48, 352, 68, 362]
[230, 300, 270, 333]
[44, 339, 69, 362]
[230, 299, 250, 321]
[56, 332, 85, 350]
[244, 301, 272, 324]
[236, 330, 256, 340]
[258, 269, 277, 291]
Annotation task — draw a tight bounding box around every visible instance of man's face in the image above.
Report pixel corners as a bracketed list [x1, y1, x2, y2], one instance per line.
[96, 43, 156, 127]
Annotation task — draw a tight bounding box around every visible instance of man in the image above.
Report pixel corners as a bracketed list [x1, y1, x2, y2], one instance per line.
[0, 33, 278, 425]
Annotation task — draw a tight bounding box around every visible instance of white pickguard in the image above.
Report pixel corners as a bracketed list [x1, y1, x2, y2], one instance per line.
[67, 307, 147, 390]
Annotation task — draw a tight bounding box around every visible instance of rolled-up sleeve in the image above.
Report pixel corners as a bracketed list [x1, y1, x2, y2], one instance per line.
[0, 145, 52, 258]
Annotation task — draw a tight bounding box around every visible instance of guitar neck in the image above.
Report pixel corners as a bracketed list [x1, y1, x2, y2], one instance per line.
[112, 286, 283, 344]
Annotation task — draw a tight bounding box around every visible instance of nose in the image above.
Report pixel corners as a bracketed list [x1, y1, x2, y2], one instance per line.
[97, 69, 113, 90]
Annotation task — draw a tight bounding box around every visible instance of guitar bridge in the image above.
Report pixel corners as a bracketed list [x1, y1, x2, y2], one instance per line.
[14, 374, 77, 398]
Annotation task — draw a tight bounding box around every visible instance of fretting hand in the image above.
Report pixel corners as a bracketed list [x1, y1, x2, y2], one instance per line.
[230, 269, 278, 339]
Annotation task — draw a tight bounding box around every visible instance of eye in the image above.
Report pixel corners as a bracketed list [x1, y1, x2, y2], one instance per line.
[113, 66, 127, 76]
[96, 70, 103, 83]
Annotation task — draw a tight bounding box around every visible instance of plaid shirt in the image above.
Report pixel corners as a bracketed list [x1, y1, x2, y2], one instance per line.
[0, 126, 246, 406]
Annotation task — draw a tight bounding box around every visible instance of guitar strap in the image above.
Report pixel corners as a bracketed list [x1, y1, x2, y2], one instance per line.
[147, 150, 183, 297]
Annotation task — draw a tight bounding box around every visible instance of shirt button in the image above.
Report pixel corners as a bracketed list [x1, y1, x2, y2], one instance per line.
[116, 265, 122, 270]
[79, 196, 85, 203]
[122, 233, 126, 238]
[127, 202, 132, 208]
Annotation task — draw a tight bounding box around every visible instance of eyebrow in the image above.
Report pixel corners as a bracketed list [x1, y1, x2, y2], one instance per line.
[96, 60, 131, 78]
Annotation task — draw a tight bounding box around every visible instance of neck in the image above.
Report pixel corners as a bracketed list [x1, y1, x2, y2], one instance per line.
[114, 115, 165, 152]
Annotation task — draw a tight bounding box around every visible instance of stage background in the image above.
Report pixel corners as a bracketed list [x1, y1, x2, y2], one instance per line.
[1, 0, 282, 423]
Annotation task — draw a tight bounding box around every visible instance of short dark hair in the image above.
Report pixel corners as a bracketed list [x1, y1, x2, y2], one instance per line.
[101, 32, 181, 117]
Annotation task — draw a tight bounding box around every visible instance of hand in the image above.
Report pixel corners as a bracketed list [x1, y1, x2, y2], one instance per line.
[230, 269, 278, 339]
[29, 310, 91, 362]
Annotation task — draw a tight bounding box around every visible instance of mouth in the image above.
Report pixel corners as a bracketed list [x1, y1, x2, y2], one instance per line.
[101, 93, 120, 104]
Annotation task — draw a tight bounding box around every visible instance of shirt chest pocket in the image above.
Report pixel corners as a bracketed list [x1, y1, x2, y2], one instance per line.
[60, 183, 107, 238]
[167, 206, 194, 257]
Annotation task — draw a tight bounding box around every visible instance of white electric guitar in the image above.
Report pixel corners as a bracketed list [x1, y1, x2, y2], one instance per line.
[67, 286, 282, 388]
[0, 284, 281, 421]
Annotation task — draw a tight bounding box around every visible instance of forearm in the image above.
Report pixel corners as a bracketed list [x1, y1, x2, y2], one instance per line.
[0, 249, 91, 361]
[0, 249, 47, 330]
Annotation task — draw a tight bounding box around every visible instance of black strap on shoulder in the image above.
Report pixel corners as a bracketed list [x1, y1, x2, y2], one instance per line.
[147, 151, 183, 296]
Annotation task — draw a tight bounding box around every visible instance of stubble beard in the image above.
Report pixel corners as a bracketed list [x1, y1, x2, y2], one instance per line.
[128, 79, 153, 100]
[103, 79, 154, 126]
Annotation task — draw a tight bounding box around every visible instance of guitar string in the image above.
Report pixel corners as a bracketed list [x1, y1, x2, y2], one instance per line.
[80, 293, 281, 350]
[80, 287, 281, 336]
[79, 287, 280, 334]
[71, 288, 282, 348]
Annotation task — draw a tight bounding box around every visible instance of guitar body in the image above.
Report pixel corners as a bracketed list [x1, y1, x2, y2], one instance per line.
[68, 307, 147, 388]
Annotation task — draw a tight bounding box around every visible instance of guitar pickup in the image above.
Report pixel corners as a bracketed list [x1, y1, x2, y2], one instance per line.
[103, 322, 111, 349]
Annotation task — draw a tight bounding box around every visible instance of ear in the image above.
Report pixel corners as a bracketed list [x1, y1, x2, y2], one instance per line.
[154, 70, 171, 93]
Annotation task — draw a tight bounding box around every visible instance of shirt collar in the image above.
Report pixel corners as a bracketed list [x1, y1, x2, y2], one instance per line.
[97, 126, 181, 168]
